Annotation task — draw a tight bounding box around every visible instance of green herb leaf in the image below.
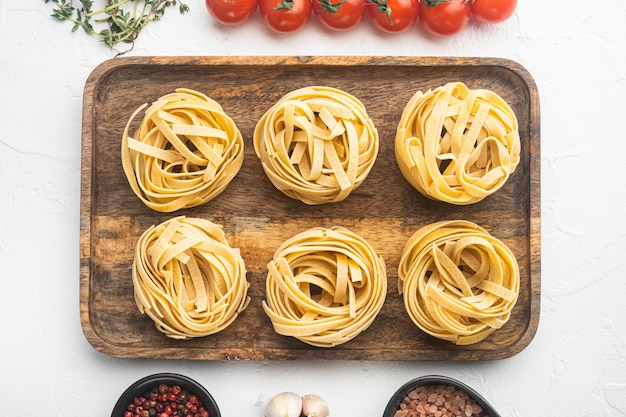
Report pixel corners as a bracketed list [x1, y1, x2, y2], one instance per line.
[43, 0, 190, 54]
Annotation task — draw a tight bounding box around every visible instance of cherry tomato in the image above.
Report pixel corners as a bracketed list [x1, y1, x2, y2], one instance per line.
[259, 0, 312, 33]
[313, 0, 367, 31]
[205, 0, 259, 25]
[471, 0, 516, 24]
[419, 0, 470, 36]
[367, 0, 418, 33]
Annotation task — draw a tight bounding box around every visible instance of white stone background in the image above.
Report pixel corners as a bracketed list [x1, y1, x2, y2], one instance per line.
[1, 0, 625, 415]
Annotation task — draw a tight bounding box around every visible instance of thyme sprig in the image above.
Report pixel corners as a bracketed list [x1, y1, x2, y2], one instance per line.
[43, 0, 189, 53]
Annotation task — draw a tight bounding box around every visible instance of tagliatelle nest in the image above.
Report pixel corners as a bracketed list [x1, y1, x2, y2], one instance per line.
[121, 88, 244, 212]
[253, 86, 379, 205]
[395, 82, 521, 205]
[132, 216, 250, 339]
[262, 226, 387, 347]
[398, 220, 520, 345]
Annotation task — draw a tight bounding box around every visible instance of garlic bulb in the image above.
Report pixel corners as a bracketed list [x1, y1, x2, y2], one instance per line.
[264, 392, 303, 417]
[302, 394, 329, 417]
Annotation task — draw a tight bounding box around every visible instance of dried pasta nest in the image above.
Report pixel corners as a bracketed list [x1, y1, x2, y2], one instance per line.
[395, 82, 521, 205]
[262, 226, 387, 347]
[121, 88, 244, 212]
[132, 216, 250, 339]
[398, 220, 520, 345]
[253, 86, 379, 205]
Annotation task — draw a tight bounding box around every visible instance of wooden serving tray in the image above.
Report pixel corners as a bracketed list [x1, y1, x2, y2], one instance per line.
[80, 56, 540, 360]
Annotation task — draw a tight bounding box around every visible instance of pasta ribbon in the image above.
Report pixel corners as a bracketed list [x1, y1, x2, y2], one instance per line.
[395, 82, 521, 205]
[262, 226, 387, 347]
[398, 220, 520, 345]
[122, 88, 244, 212]
[132, 216, 250, 339]
[253, 86, 379, 205]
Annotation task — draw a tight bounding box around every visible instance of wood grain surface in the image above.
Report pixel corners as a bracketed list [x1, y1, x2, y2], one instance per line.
[80, 56, 540, 360]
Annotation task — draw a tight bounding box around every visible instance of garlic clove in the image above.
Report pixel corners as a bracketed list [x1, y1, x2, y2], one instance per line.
[302, 394, 329, 417]
[264, 391, 303, 417]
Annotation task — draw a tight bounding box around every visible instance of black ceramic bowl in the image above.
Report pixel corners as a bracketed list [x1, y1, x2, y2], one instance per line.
[383, 375, 500, 417]
[111, 373, 221, 417]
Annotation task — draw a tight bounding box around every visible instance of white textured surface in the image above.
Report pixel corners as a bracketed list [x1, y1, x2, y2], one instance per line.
[1, 0, 625, 415]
